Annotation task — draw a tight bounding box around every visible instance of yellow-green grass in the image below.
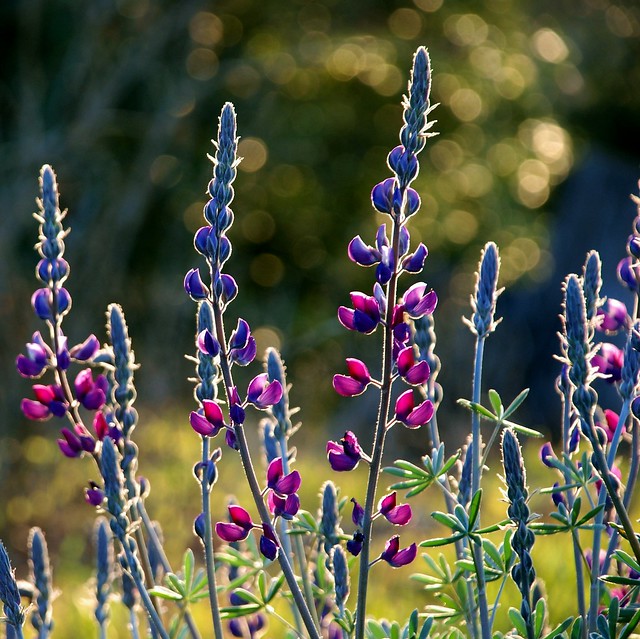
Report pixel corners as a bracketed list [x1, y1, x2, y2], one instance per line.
[1, 409, 635, 636]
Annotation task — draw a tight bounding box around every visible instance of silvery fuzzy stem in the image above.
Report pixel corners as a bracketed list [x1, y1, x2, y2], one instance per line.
[28, 528, 53, 639]
[200, 435, 224, 639]
[278, 435, 320, 632]
[266, 348, 319, 628]
[557, 376, 587, 635]
[212, 304, 321, 639]
[0, 541, 25, 634]
[355, 218, 401, 639]
[101, 438, 169, 639]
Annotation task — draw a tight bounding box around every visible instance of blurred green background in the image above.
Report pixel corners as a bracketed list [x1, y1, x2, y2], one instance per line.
[1, 0, 639, 633]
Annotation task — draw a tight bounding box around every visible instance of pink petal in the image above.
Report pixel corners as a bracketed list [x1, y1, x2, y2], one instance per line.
[396, 347, 416, 376]
[21, 398, 50, 420]
[389, 543, 417, 567]
[274, 470, 301, 496]
[215, 522, 249, 542]
[405, 361, 430, 386]
[345, 358, 370, 382]
[228, 505, 252, 528]
[379, 492, 397, 513]
[405, 399, 434, 428]
[395, 390, 415, 422]
[333, 375, 367, 397]
[203, 400, 224, 427]
[385, 504, 412, 526]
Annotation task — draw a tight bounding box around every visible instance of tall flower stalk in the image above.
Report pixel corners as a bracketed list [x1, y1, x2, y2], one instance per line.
[185, 102, 319, 639]
[333, 47, 438, 639]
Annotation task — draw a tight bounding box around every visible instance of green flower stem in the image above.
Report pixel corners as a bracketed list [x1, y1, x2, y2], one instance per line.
[212, 303, 320, 639]
[201, 435, 224, 639]
[470, 336, 491, 639]
[354, 219, 402, 639]
[278, 435, 321, 632]
[137, 502, 202, 639]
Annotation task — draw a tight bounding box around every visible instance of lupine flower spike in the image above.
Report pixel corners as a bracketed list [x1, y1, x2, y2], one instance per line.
[0, 541, 25, 632]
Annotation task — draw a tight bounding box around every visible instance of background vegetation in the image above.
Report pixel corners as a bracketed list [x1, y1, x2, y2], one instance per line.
[1, 0, 639, 631]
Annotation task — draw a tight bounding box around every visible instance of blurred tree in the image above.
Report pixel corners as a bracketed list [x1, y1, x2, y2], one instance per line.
[1, 0, 639, 458]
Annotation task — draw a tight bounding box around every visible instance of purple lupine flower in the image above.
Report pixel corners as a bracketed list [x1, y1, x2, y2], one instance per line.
[539, 442, 556, 468]
[378, 492, 412, 526]
[379, 535, 417, 567]
[568, 423, 581, 453]
[85, 481, 105, 507]
[394, 389, 434, 428]
[218, 273, 239, 306]
[260, 523, 279, 560]
[267, 490, 300, 520]
[597, 299, 628, 333]
[16, 332, 51, 377]
[246, 374, 283, 409]
[58, 426, 95, 458]
[327, 431, 365, 471]
[69, 334, 100, 361]
[551, 483, 566, 508]
[93, 412, 109, 440]
[596, 408, 619, 442]
[592, 343, 624, 382]
[338, 291, 382, 334]
[347, 225, 399, 284]
[194, 513, 206, 540]
[351, 498, 364, 527]
[402, 243, 428, 273]
[190, 399, 226, 437]
[333, 358, 372, 397]
[402, 282, 437, 320]
[74, 369, 108, 410]
[229, 318, 256, 366]
[347, 531, 364, 556]
[266, 457, 301, 496]
[371, 178, 396, 215]
[228, 386, 245, 425]
[31, 287, 72, 321]
[396, 346, 430, 385]
[184, 268, 210, 300]
[618, 257, 640, 292]
[197, 329, 220, 357]
[21, 384, 67, 420]
[215, 505, 254, 542]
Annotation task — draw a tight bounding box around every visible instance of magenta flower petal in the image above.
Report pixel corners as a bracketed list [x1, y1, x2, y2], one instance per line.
[395, 390, 415, 422]
[21, 398, 51, 420]
[228, 505, 253, 528]
[274, 470, 301, 496]
[379, 492, 397, 513]
[327, 431, 363, 471]
[385, 504, 412, 526]
[190, 411, 216, 436]
[333, 375, 367, 397]
[215, 522, 250, 542]
[389, 543, 417, 567]
[184, 268, 209, 300]
[247, 374, 283, 409]
[395, 390, 433, 428]
[406, 361, 430, 385]
[203, 400, 224, 428]
[402, 282, 438, 319]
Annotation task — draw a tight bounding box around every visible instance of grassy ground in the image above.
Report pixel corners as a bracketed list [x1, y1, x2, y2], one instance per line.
[1, 407, 628, 637]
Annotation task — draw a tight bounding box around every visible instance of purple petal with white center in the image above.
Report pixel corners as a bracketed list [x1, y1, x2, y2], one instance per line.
[348, 236, 379, 266]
